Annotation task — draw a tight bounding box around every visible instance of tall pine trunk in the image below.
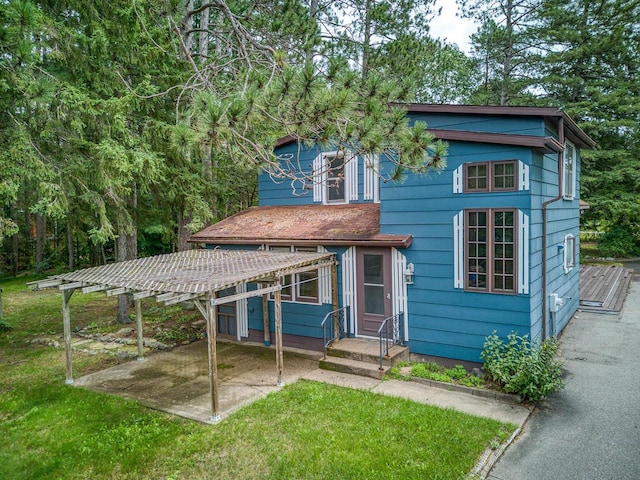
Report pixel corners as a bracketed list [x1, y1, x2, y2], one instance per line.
[115, 189, 138, 324]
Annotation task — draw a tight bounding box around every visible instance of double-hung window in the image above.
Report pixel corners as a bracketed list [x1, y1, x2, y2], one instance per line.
[466, 209, 517, 293]
[563, 141, 576, 200]
[465, 160, 518, 193]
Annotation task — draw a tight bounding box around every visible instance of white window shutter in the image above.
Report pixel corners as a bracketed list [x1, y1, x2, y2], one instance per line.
[519, 161, 530, 191]
[236, 282, 248, 339]
[453, 211, 464, 288]
[341, 247, 357, 336]
[364, 154, 380, 202]
[312, 153, 326, 203]
[392, 248, 409, 341]
[453, 165, 463, 194]
[317, 246, 332, 304]
[347, 153, 358, 201]
[517, 211, 529, 294]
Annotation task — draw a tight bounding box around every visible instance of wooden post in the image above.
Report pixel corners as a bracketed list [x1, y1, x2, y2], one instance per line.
[0, 288, 3, 321]
[331, 260, 339, 339]
[262, 292, 270, 346]
[135, 299, 144, 360]
[274, 285, 284, 387]
[62, 289, 75, 384]
[206, 294, 220, 422]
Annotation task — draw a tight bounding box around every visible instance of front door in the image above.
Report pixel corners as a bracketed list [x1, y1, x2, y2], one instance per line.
[356, 248, 392, 337]
[216, 286, 236, 338]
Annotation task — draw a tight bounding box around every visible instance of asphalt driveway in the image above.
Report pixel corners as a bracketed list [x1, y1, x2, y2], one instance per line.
[488, 262, 640, 480]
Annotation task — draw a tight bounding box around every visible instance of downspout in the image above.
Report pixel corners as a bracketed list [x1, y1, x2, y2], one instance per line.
[541, 116, 564, 340]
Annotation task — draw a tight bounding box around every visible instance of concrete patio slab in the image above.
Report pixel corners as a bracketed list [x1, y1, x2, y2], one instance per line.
[74, 340, 321, 423]
[74, 338, 532, 430]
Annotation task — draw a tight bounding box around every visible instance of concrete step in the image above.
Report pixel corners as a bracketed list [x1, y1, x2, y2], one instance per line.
[326, 337, 409, 367]
[319, 355, 388, 380]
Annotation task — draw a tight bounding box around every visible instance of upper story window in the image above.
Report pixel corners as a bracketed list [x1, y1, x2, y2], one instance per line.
[563, 141, 576, 200]
[313, 151, 358, 204]
[326, 153, 346, 203]
[464, 160, 518, 193]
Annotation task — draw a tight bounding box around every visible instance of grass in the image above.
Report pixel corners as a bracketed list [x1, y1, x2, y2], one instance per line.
[389, 361, 486, 389]
[1, 275, 516, 479]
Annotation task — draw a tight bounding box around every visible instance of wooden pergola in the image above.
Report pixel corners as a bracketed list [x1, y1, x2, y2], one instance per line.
[29, 249, 337, 422]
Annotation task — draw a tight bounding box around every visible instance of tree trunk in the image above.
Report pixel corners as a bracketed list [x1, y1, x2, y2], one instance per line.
[198, 5, 209, 62]
[115, 189, 138, 324]
[66, 217, 75, 270]
[361, 0, 372, 80]
[35, 213, 46, 273]
[177, 208, 191, 252]
[10, 203, 19, 276]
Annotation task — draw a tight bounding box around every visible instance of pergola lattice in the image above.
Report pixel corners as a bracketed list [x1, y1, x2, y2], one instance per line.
[29, 249, 337, 422]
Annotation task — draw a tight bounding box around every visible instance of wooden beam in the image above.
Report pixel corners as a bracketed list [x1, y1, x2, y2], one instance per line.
[162, 292, 202, 306]
[331, 261, 339, 340]
[62, 289, 75, 385]
[105, 287, 129, 297]
[135, 299, 144, 361]
[59, 281, 85, 291]
[155, 292, 180, 302]
[262, 292, 270, 346]
[206, 295, 221, 422]
[81, 284, 111, 294]
[193, 298, 207, 320]
[274, 286, 284, 387]
[132, 291, 157, 301]
[278, 261, 336, 277]
[211, 285, 281, 306]
[27, 278, 63, 290]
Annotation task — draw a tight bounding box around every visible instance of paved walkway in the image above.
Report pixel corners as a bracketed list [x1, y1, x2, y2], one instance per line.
[488, 265, 640, 479]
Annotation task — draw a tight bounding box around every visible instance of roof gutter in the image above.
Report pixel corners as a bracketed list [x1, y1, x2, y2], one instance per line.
[541, 116, 565, 340]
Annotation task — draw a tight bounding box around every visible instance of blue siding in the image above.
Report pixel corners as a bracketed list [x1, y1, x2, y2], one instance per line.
[207, 109, 584, 363]
[408, 112, 546, 137]
[379, 139, 536, 362]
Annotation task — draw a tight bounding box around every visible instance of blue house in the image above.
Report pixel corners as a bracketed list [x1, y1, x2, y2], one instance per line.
[190, 104, 595, 364]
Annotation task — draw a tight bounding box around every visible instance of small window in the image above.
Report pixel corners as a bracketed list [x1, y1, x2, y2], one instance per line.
[464, 161, 518, 193]
[326, 153, 346, 203]
[563, 142, 576, 200]
[564, 234, 576, 273]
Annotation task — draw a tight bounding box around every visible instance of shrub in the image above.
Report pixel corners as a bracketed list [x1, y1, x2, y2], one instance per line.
[597, 225, 639, 258]
[481, 331, 564, 402]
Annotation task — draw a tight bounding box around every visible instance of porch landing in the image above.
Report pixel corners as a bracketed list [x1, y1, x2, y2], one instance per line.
[320, 338, 409, 379]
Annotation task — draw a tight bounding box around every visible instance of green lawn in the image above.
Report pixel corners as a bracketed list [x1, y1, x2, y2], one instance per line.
[0, 276, 515, 480]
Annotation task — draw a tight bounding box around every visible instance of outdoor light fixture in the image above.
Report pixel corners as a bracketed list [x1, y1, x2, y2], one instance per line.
[404, 263, 415, 285]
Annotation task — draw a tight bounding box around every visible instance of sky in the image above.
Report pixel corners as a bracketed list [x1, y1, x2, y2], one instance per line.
[428, 1, 478, 53]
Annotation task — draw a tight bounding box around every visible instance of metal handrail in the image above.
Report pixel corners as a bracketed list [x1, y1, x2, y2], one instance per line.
[321, 306, 350, 358]
[378, 312, 404, 369]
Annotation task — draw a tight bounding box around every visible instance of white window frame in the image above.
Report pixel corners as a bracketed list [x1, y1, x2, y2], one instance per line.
[563, 141, 576, 200]
[454, 210, 529, 294]
[453, 160, 529, 194]
[266, 245, 329, 304]
[313, 151, 358, 204]
[564, 234, 576, 274]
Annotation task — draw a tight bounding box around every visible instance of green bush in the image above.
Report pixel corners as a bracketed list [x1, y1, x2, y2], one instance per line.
[597, 226, 639, 258]
[481, 331, 564, 402]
